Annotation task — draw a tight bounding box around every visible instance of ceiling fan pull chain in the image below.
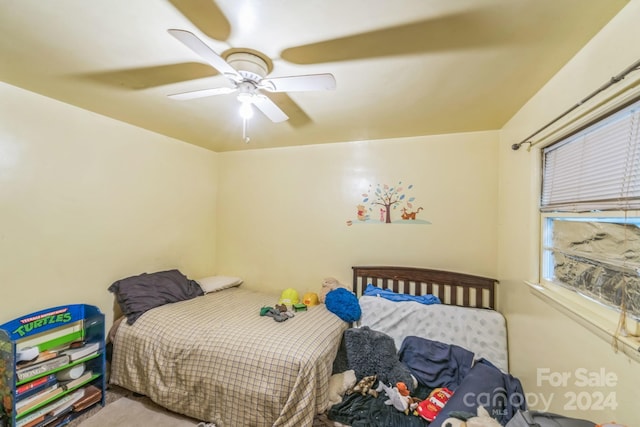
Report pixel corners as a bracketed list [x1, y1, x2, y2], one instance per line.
[242, 117, 251, 144]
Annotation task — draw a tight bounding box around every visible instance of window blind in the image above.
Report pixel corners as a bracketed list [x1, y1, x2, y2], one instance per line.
[541, 100, 640, 212]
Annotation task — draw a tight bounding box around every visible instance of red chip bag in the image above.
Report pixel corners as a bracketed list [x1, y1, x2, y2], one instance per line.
[416, 387, 454, 421]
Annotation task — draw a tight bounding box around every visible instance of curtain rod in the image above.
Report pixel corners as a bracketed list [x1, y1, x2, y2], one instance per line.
[511, 57, 640, 151]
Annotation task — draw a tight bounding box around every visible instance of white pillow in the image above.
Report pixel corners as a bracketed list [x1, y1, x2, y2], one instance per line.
[197, 275, 243, 294]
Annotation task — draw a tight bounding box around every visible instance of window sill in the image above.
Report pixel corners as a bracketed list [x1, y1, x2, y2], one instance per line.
[524, 281, 640, 363]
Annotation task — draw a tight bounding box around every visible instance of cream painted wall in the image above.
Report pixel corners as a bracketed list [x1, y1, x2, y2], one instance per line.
[216, 132, 498, 297]
[498, 1, 640, 424]
[0, 83, 218, 328]
[4, 4, 638, 423]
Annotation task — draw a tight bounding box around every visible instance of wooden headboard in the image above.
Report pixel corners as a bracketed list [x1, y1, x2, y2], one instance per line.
[352, 266, 497, 309]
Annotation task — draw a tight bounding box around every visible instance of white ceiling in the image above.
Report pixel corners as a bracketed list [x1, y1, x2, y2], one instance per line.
[0, 0, 630, 152]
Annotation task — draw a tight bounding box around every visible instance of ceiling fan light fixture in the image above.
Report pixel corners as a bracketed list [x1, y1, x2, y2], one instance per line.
[238, 99, 254, 119]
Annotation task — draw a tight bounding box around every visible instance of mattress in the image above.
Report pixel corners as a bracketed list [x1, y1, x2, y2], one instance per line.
[358, 295, 509, 372]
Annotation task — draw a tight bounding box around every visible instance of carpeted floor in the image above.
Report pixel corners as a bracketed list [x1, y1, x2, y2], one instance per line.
[66, 384, 153, 426]
[74, 395, 203, 427]
[67, 384, 339, 427]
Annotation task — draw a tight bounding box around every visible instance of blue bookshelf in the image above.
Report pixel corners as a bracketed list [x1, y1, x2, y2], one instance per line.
[0, 304, 106, 427]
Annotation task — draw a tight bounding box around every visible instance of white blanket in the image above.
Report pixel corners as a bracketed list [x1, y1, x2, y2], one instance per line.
[358, 295, 509, 372]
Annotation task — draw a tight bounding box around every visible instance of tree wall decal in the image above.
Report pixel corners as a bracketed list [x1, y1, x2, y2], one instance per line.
[361, 181, 416, 223]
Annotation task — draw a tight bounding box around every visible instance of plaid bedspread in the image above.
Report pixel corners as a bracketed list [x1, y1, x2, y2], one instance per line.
[110, 287, 347, 427]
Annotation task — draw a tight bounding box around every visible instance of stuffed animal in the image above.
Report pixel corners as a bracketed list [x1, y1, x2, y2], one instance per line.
[319, 277, 348, 303]
[375, 381, 409, 413]
[396, 382, 410, 397]
[442, 406, 502, 427]
[325, 288, 361, 322]
[443, 418, 466, 427]
[326, 370, 357, 410]
[346, 375, 378, 397]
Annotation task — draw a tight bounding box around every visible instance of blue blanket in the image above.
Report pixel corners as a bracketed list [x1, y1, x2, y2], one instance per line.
[364, 284, 441, 305]
[429, 359, 527, 427]
[399, 336, 474, 390]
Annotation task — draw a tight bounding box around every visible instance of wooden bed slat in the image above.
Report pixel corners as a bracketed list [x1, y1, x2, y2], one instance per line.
[352, 265, 497, 309]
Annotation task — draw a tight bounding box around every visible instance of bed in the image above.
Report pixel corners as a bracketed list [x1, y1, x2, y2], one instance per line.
[107, 271, 348, 427]
[108, 266, 521, 427]
[352, 265, 508, 372]
[327, 266, 523, 427]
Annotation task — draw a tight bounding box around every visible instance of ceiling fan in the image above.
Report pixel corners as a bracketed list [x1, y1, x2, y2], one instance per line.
[167, 29, 336, 133]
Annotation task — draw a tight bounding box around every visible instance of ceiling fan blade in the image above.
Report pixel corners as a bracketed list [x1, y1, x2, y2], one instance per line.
[168, 86, 237, 100]
[168, 29, 242, 82]
[266, 92, 313, 128]
[280, 7, 525, 64]
[168, 0, 231, 42]
[251, 95, 289, 123]
[260, 73, 336, 92]
[79, 62, 217, 89]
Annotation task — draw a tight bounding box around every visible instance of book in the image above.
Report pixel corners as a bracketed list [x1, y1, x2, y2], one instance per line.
[48, 389, 84, 417]
[16, 374, 57, 400]
[72, 385, 102, 412]
[16, 390, 84, 427]
[59, 370, 93, 392]
[38, 406, 73, 427]
[18, 414, 45, 427]
[17, 355, 70, 381]
[60, 341, 100, 362]
[16, 322, 83, 354]
[16, 347, 58, 368]
[16, 385, 63, 415]
[43, 411, 74, 427]
[16, 350, 60, 368]
[16, 383, 58, 408]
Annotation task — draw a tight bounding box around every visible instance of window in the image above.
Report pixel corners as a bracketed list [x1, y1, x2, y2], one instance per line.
[540, 98, 640, 339]
[541, 216, 640, 320]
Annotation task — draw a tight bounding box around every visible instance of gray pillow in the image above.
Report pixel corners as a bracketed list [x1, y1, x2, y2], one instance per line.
[109, 269, 203, 325]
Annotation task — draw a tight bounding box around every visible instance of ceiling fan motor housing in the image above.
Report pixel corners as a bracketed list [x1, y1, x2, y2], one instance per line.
[226, 52, 269, 82]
